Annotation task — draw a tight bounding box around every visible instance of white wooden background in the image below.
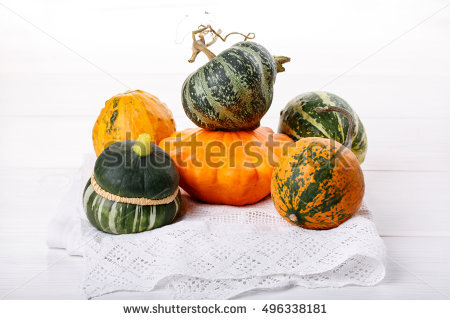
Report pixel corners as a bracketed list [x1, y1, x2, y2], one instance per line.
[0, 0, 449, 299]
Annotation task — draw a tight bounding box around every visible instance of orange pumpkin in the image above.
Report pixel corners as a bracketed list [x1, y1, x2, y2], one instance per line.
[271, 106, 365, 230]
[92, 90, 176, 156]
[160, 127, 293, 205]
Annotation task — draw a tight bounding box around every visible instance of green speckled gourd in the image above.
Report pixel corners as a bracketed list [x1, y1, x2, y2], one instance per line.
[82, 134, 181, 234]
[182, 25, 290, 131]
[278, 91, 368, 163]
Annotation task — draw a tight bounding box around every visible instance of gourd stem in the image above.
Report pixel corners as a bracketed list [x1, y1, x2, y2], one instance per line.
[132, 133, 152, 156]
[314, 106, 355, 148]
[188, 24, 255, 63]
[189, 41, 217, 62]
[273, 56, 291, 73]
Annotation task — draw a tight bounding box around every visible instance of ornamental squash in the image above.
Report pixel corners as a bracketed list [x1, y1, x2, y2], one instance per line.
[160, 127, 293, 206]
[83, 134, 181, 234]
[92, 90, 176, 156]
[278, 91, 367, 163]
[271, 106, 364, 230]
[182, 25, 290, 131]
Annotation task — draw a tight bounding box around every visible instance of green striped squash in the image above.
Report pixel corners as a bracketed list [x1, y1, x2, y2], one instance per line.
[182, 41, 289, 131]
[82, 138, 181, 234]
[278, 91, 367, 163]
[83, 181, 181, 234]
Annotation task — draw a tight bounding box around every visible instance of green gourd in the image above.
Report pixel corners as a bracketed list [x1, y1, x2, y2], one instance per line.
[83, 134, 181, 234]
[182, 25, 290, 131]
[278, 91, 368, 163]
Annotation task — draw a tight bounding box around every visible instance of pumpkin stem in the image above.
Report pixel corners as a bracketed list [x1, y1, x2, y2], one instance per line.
[188, 24, 255, 63]
[273, 56, 291, 73]
[132, 133, 152, 157]
[314, 106, 355, 148]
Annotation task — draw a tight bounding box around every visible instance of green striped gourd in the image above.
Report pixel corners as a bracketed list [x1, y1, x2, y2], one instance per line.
[182, 41, 290, 131]
[82, 134, 181, 234]
[278, 91, 367, 163]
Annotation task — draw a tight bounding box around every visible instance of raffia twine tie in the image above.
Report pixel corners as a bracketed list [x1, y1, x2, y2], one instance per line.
[91, 173, 179, 205]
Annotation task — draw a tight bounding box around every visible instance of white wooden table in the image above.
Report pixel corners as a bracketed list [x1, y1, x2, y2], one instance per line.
[1, 73, 449, 299]
[1, 0, 450, 299]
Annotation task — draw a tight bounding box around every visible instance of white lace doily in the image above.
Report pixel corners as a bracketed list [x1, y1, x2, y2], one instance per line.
[47, 154, 386, 299]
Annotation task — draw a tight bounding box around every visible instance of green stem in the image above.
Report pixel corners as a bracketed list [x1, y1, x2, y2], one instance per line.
[132, 133, 152, 156]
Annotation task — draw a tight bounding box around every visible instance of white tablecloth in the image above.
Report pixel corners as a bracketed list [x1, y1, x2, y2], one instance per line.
[47, 154, 386, 299]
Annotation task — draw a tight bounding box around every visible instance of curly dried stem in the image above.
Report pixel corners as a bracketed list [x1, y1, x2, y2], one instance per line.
[188, 24, 255, 63]
[314, 106, 355, 148]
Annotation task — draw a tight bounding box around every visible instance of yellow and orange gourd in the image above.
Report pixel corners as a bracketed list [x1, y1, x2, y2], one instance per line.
[92, 90, 176, 156]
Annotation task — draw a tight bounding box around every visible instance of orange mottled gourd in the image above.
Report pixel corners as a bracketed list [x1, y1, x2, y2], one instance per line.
[92, 90, 176, 156]
[271, 106, 365, 230]
[160, 127, 293, 206]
